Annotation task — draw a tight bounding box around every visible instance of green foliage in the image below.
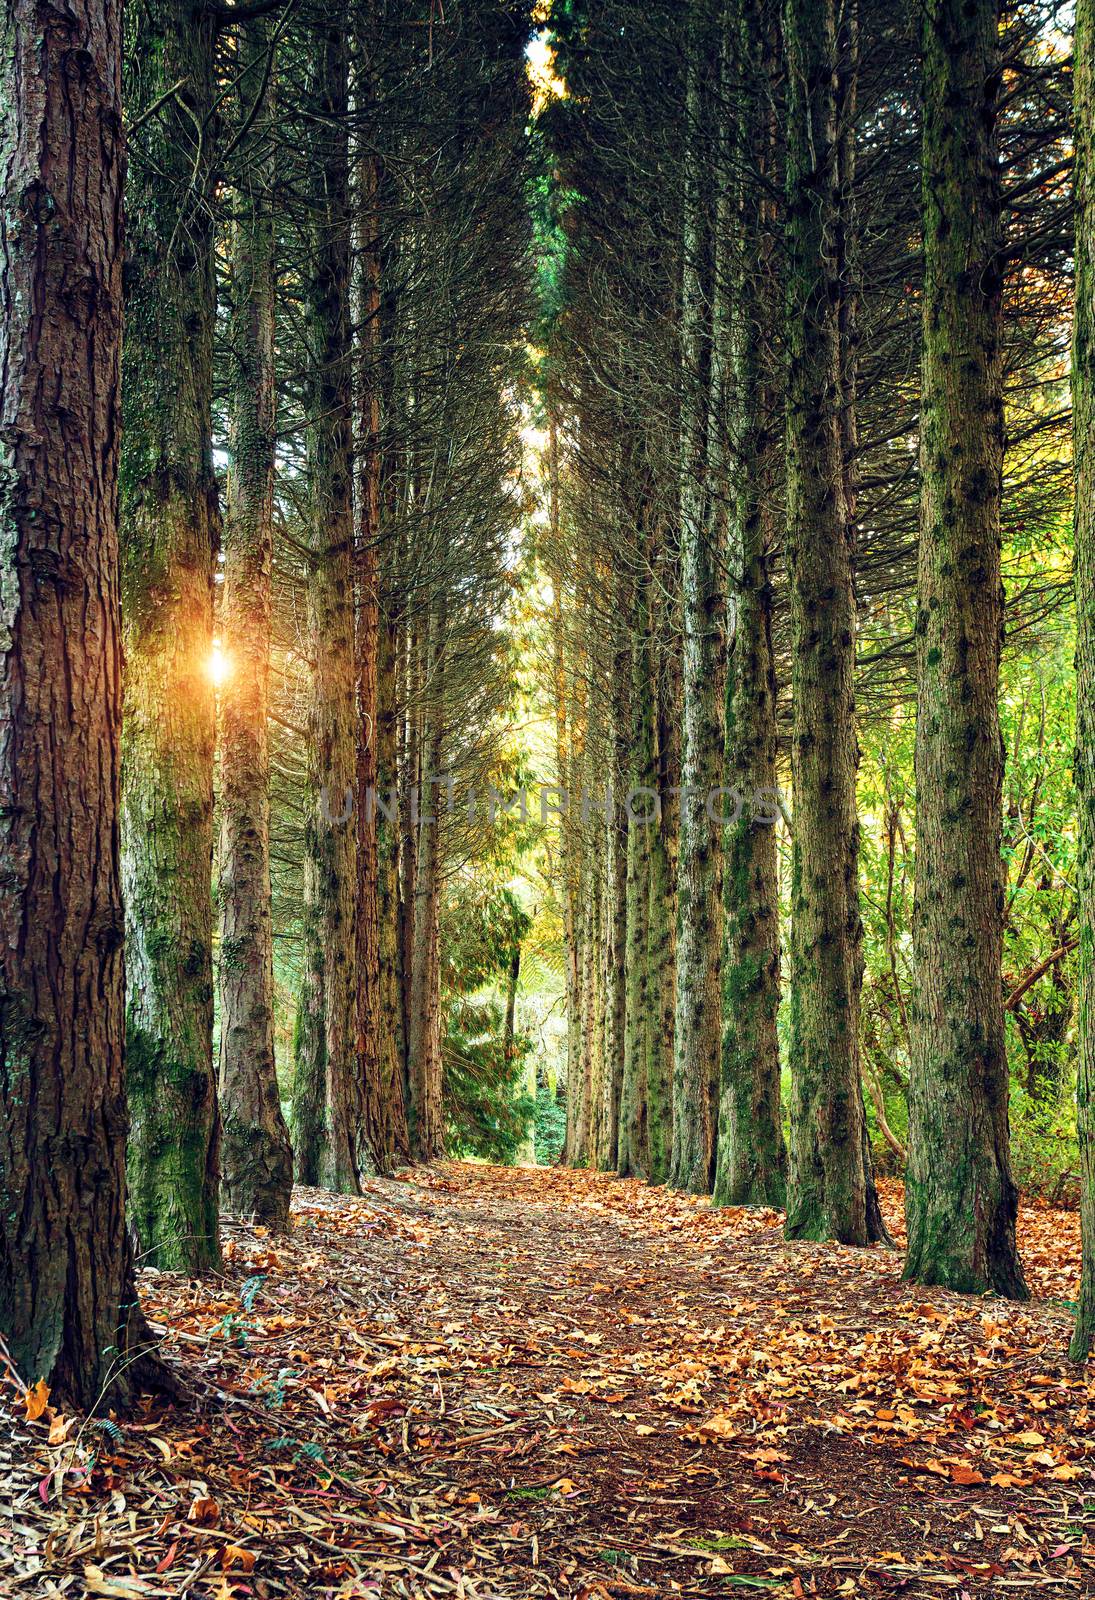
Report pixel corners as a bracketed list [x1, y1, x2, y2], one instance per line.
[854, 627, 1080, 1195]
[442, 885, 531, 997]
[534, 1083, 567, 1165]
[443, 996, 535, 1163]
[442, 880, 535, 1162]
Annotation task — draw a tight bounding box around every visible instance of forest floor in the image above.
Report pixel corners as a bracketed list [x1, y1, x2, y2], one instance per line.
[6, 1163, 1095, 1600]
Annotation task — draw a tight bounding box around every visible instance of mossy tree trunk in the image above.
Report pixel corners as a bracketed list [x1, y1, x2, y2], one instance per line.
[672, 7, 726, 1194]
[600, 569, 631, 1171]
[646, 613, 680, 1185]
[782, 0, 878, 1246]
[714, 0, 786, 1210]
[619, 560, 654, 1179]
[574, 844, 597, 1164]
[1073, 0, 1095, 1361]
[121, 0, 220, 1273]
[218, 13, 293, 1230]
[296, 17, 360, 1195]
[563, 541, 594, 1167]
[904, 0, 1027, 1299]
[0, 0, 171, 1408]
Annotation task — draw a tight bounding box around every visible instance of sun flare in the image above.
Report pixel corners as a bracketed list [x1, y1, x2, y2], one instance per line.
[206, 638, 231, 689]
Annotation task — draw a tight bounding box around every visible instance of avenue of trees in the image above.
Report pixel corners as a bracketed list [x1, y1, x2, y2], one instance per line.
[0, 0, 1094, 1415]
[537, 0, 1093, 1349]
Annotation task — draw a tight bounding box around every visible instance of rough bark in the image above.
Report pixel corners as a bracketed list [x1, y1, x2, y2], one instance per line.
[218, 13, 293, 1231]
[375, 599, 411, 1167]
[407, 606, 446, 1162]
[121, 0, 220, 1273]
[618, 568, 654, 1179]
[291, 912, 326, 1186]
[574, 855, 597, 1164]
[353, 129, 384, 1181]
[672, 10, 727, 1194]
[646, 617, 680, 1185]
[399, 617, 422, 1107]
[295, 17, 359, 1195]
[0, 0, 163, 1409]
[782, 0, 877, 1245]
[600, 578, 630, 1171]
[1074, 0, 1095, 1362]
[904, 0, 1027, 1299]
[714, 0, 786, 1210]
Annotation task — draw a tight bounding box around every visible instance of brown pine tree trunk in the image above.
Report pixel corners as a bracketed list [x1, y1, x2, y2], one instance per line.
[407, 605, 446, 1161]
[904, 0, 1027, 1299]
[295, 17, 360, 1195]
[0, 0, 168, 1407]
[218, 12, 293, 1230]
[376, 600, 411, 1166]
[354, 133, 384, 1180]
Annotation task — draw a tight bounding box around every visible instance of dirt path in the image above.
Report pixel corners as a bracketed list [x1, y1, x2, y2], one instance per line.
[8, 1163, 1094, 1598]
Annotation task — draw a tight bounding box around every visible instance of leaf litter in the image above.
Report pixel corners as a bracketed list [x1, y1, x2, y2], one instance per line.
[4, 1165, 1093, 1597]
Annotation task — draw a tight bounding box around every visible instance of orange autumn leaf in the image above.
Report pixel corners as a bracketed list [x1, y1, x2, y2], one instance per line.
[220, 1545, 257, 1572]
[188, 1496, 220, 1526]
[22, 1377, 50, 1421]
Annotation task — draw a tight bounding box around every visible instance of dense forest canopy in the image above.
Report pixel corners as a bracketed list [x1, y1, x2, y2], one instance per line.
[1, 0, 1094, 1434]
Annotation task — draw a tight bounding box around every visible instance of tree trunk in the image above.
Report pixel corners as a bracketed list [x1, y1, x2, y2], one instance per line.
[296, 17, 360, 1196]
[353, 127, 384, 1181]
[504, 942, 521, 1063]
[218, 12, 293, 1231]
[121, 0, 220, 1273]
[714, 0, 786, 1210]
[601, 579, 630, 1170]
[619, 568, 654, 1178]
[672, 8, 726, 1194]
[782, 0, 877, 1246]
[1073, 0, 1095, 1362]
[375, 601, 411, 1167]
[574, 858, 597, 1164]
[0, 0, 166, 1410]
[904, 0, 1027, 1299]
[400, 617, 422, 1108]
[291, 906, 327, 1186]
[646, 614, 680, 1185]
[407, 607, 446, 1161]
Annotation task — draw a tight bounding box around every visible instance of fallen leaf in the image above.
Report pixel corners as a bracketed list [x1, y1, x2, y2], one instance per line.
[23, 1378, 50, 1421]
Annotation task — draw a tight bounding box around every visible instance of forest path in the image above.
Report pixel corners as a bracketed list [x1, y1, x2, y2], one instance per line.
[9, 1162, 1094, 1598]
